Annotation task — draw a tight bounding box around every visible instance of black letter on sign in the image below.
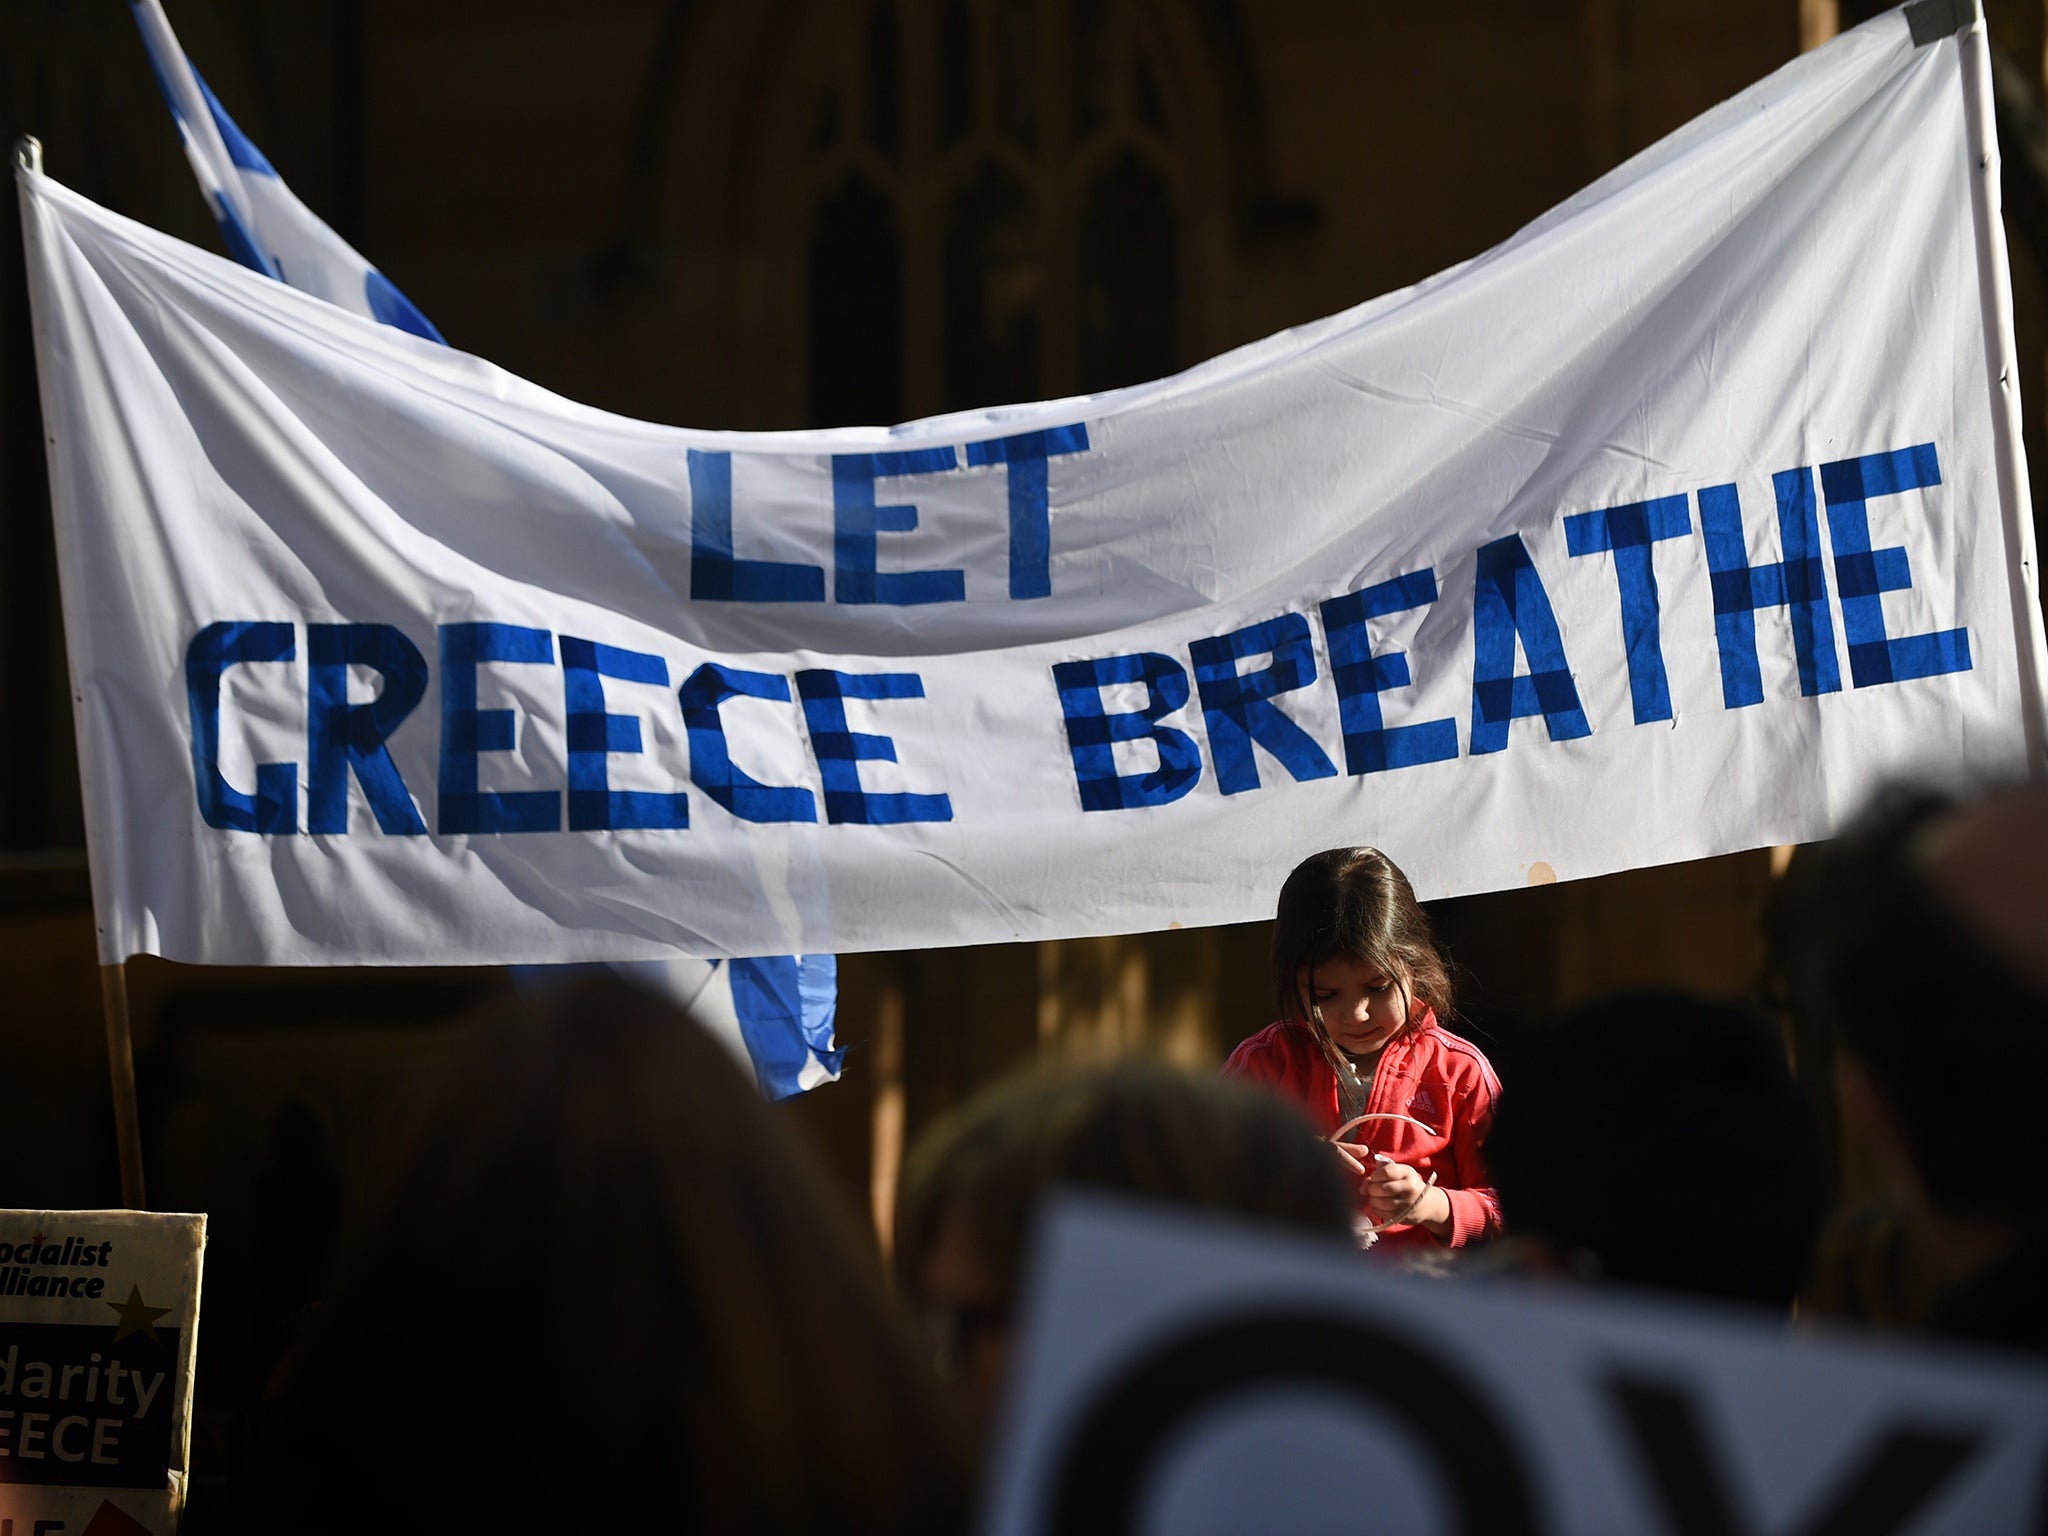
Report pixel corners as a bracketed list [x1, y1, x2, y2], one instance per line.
[1047, 1307, 1540, 1535]
[1604, 1371, 1982, 1536]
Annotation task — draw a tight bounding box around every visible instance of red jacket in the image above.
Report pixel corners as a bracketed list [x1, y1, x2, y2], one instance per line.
[1221, 1007, 1503, 1253]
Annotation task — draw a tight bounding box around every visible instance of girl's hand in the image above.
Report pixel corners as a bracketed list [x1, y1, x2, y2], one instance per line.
[1363, 1158, 1427, 1219]
[1364, 1159, 1452, 1237]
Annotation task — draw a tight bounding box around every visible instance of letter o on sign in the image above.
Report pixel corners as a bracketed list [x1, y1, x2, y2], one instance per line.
[1046, 1308, 1541, 1535]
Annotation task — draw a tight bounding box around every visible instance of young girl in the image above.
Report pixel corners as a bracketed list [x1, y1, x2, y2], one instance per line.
[1222, 846, 1502, 1255]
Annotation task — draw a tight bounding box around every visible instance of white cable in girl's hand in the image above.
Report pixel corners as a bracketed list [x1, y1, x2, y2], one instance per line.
[1329, 1111, 1437, 1143]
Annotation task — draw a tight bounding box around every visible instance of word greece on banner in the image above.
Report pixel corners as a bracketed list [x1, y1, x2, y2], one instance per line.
[0, 1212, 205, 1536]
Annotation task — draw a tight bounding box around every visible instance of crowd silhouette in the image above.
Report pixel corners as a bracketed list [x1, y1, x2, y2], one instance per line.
[175, 778, 2048, 1531]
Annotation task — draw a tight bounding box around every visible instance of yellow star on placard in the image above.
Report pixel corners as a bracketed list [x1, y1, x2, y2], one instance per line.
[105, 1285, 172, 1342]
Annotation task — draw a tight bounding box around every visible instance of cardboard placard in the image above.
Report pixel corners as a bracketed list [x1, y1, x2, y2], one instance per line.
[0, 1212, 205, 1535]
[982, 1197, 2048, 1535]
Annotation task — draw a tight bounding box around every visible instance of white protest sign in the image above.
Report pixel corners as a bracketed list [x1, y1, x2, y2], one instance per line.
[19, 3, 2047, 966]
[979, 1196, 2048, 1536]
[0, 1212, 205, 1536]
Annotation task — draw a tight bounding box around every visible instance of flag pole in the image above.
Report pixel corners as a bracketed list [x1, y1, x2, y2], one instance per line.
[15, 133, 148, 1208]
[99, 964, 147, 1209]
[1954, 1, 2048, 777]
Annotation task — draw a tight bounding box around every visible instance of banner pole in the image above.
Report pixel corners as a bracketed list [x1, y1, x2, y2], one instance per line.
[868, 977, 905, 1259]
[1954, 1, 2048, 777]
[20, 132, 146, 1208]
[99, 962, 147, 1209]
[1798, 0, 1837, 52]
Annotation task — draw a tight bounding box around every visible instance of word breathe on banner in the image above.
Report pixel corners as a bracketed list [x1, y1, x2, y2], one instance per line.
[1056, 443, 1965, 810]
[20, 1, 2048, 965]
[185, 440, 1967, 834]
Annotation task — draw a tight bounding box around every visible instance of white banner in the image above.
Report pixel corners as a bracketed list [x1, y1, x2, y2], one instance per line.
[19, 5, 2048, 966]
[980, 1197, 2048, 1535]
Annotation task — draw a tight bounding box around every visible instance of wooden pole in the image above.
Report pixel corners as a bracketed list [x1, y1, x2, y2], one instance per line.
[868, 972, 905, 1259]
[1800, 0, 1840, 51]
[99, 963, 146, 1209]
[21, 132, 146, 1208]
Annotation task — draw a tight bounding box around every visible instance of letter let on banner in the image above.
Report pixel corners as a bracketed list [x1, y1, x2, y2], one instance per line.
[17, 3, 2048, 965]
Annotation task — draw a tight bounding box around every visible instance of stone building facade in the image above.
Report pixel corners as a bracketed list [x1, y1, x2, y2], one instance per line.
[2, 0, 2044, 1278]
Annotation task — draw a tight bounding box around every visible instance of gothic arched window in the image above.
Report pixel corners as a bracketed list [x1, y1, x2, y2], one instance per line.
[789, 0, 1230, 425]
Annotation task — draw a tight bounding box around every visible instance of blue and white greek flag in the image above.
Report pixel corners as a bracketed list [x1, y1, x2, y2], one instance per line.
[127, 0, 441, 341]
[611, 956, 844, 1099]
[125, 0, 843, 1095]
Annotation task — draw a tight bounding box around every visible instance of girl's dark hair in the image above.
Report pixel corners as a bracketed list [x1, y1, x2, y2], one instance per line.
[1270, 846, 1451, 1026]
